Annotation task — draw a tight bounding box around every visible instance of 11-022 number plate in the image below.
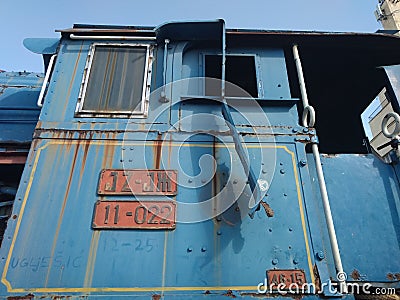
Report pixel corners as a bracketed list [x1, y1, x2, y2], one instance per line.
[92, 200, 176, 229]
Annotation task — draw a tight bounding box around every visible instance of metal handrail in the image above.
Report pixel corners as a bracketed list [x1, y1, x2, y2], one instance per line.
[37, 54, 57, 107]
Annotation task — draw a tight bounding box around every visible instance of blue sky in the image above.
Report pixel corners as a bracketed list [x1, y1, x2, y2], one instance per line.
[2, 0, 381, 72]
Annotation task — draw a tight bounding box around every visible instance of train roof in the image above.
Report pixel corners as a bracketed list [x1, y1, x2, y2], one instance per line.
[55, 20, 400, 67]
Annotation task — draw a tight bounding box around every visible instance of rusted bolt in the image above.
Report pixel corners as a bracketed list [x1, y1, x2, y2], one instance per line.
[272, 258, 278, 265]
[316, 251, 325, 260]
[299, 160, 307, 167]
[387, 273, 395, 281]
[187, 247, 193, 253]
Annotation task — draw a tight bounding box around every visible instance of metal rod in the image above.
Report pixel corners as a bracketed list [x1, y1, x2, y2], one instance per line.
[69, 34, 156, 41]
[293, 44, 310, 110]
[160, 39, 170, 102]
[221, 21, 226, 99]
[292, 44, 347, 293]
[37, 54, 56, 107]
[163, 39, 170, 86]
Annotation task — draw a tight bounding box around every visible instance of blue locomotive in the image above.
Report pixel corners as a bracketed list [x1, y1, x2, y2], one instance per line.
[0, 20, 399, 299]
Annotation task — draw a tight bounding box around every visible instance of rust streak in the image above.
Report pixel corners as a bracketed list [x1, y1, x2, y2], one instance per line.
[45, 143, 80, 286]
[7, 294, 34, 300]
[153, 133, 163, 169]
[261, 201, 274, 217]
[222, 290, 236, 298]
[63, 42, 83, 118]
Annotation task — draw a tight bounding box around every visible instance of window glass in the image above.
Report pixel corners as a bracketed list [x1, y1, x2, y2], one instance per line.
[80, 45, 148, 114]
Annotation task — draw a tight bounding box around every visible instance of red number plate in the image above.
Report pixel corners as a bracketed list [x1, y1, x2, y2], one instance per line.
[92, 201, 176, 229]
[98, 169, 177, 195]
[267, 269, 306, 289]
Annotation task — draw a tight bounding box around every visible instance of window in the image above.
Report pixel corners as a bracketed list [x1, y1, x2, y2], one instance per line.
[76, 44, 152, 117]
[204, 55, 258, 98]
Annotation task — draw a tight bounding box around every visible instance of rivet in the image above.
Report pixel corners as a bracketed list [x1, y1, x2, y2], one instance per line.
[216, 216, 222, 222]
[268, 228, 272, 232]
[188, 179, 193, 183]
[280, 169, 285, 174]
[187, 247, 193, 253]
[262, 169, 267, 174]
[299, 160, 307, 167]
[217, 231, 222, 235]
[292, 128, 298, 133]
[316, 251, 325, 260]
[201, 179, 207, 183]
[293, 258, 299, 264]
[303, 128, 309, 133]
[233, 180, 238, 184]
[201, 247, 207, 252]
[289, 227, 293, 232]
[272, 258, 278, 265]
[283, 193, 287, 197]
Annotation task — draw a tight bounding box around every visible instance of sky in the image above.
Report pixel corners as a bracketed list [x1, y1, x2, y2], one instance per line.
[1, 0, 383, 73]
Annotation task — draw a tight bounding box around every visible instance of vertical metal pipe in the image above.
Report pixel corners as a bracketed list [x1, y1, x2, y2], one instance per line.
[163, 39, 170, 86]
[221, 21, 226, 99]
[292, 44, 347, 293]
[292, 45, 310, 110]
[160, 39, 170, 102]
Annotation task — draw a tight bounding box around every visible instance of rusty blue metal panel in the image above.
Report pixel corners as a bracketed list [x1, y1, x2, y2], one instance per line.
[0, 134, 321, 298]
[0, 72, 43, 144]
[308, 153, 400, 285]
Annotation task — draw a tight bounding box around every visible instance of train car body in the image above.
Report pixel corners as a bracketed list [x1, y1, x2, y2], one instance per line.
[0, 20, 399, 299]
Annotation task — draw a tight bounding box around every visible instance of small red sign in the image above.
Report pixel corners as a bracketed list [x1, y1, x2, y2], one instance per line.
[267, 269, 306, 290]
[92, 200, 176, 229]
[98, 169, 177, 195]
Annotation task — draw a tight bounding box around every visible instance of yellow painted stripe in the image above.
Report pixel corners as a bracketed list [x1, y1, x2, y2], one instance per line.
[288, 148, 316, 285]
[1, 143, 49, 291]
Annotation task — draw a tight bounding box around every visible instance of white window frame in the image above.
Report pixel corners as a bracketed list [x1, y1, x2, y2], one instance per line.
[75, 43, 153, 118]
